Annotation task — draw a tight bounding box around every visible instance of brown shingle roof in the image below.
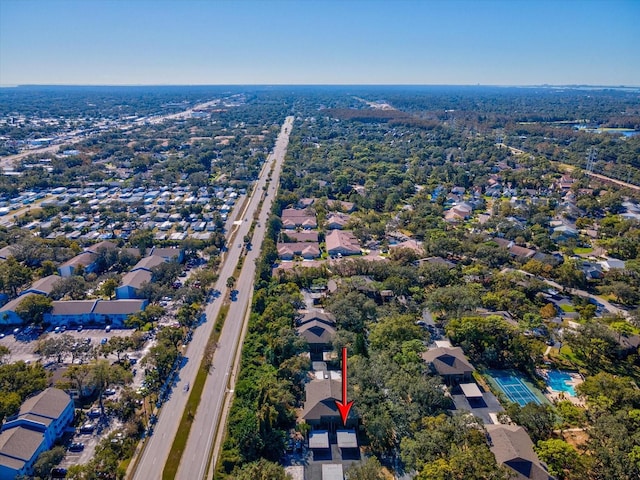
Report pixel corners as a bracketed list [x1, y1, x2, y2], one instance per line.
[422, 347, 475, 376]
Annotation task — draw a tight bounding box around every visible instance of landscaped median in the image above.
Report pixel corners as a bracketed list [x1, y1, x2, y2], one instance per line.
[162, 304, 229, 480]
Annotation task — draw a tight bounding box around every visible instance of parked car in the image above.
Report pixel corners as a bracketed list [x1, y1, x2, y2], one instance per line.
[51, 467, 67, 478]
[79, 423, 95, 434]
[68, 442, 85, 452]
[101, 337, 108, 345]
[105, 325, 111, 332]
[77, 325, 83, 332]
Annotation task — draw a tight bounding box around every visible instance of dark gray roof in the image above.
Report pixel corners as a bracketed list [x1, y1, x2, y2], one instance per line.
[299, 311, 336, 327]
[133, 255, 167, 271]
[92, 300, 146, 315]
[0, 427, 44, 469]
[302, 379, 342, 421]
[18, 387, 72, 421]
[486, 424, 554, 480]
[50, 300, 97, 315]
[297, 320, 336, 345]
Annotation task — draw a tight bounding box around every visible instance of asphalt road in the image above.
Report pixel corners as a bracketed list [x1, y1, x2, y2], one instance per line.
[176, 116, 293, 480]
[130, 116, 293, 480]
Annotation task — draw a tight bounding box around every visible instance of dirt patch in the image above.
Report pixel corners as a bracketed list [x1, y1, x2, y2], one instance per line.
[561, 429, 589, 449]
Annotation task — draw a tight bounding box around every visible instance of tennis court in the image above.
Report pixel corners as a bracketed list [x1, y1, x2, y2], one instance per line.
[491, 372, 541, 406]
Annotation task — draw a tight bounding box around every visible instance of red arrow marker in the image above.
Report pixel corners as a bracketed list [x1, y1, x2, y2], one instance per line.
[335, 347, 353, 426]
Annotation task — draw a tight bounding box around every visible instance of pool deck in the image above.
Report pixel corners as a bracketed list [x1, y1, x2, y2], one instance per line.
[538, 369, 585, 406]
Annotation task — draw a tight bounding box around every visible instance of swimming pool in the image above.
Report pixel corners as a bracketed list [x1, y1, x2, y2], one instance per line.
[546, 370, 576, 397]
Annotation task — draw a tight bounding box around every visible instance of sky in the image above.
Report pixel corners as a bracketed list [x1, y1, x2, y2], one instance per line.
[1, 0, 639, 86]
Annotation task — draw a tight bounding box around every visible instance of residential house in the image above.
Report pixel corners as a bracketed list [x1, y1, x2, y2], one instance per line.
[326, 212, 350, 230]
[132, 255, 167, 272]
[326, 230, 361, 256]
[298, 311, 336, 328]
[149, 246, 184, 263]
[281, 208, 317, 230]
[0, 293, 38, 326]
[0, 388, 74, 479]
[486, 424, 554, 480]
[422, 346, 475, 385]
[19, 275, 61, 297]
[58, 252, 98, 277]
[301, 374, 356, 431]
[390, 239, 424, 256]
[116, 270, 152, 299]
[43, 299, 147, 327]
[327, 199, 355, 212]
[297, 320, 336, 359]
[277, 242, 321, 261]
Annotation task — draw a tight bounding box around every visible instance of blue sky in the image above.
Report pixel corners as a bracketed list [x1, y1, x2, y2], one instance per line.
[1, 0, 638, 86]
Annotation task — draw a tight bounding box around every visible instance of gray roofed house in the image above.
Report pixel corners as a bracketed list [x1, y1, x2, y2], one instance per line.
[0, 388, 75, 479]
[116, 270, 152, 299]
[44, 299, 147, 327]
[486, 424, 554, 480]
[149, 246, 184, 263]
[298, 320, 336, 357]
[422, 346, 475, 385]
[0, 293, 38, 325]
[132, 255, 167, 272]
[20, 275, 62, 297]
[85, 240, 117, 254]
[0, 427, 46, 478]
[299, 311, 336, 328]
[302, 378, 355, 430]
[58, 251, 98, 277]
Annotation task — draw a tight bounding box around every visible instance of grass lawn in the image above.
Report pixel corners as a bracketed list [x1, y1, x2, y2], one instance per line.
[573, 247, 593, 254]
[560, 304, 576, 312]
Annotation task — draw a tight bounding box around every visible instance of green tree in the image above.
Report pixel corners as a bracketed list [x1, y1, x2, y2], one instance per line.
[345, 456, 385, 480]
[535, 438, 586, 480]
[32, 445, 66, 479]
[232, 459, 291, 480]
[0, 257, 32, 297]
[15, 294, 53, 324]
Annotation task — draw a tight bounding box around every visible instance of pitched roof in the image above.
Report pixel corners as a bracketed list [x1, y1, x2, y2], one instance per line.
[0, 245, 16, 260]
[325, 230, 360, 254]
[85, 240, 117, 254]
[149, 247, 182, 260]
[22, 275, 61, 296]
[119, 270, 152, 289]
[50, 300, 97, 315]
[0, 293, 38, 313]
[92, 299, 146, 315]
[277, 242, 320, 258]
[486, 424, 554, 480]
[299, 311, 336, 327]
[59, 251, 97, 268]
[0, 427, 44, 470]
[297, 320, 336, 345]
[302, 378, 343, 421]
[422, 347, 475, 376]
[18, 388, 72, 421]
[132, 255, 167, 271]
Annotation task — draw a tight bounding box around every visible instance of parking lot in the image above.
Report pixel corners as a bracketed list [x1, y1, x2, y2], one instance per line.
[0, 327, 134, 363]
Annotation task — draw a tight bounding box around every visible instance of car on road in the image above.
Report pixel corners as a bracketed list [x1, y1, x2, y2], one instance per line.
[68, 442, 85, 452]
[101, 337, 108, 345]
[77, 325, 83, 332]
[54, 326, 61, 333]
[104, 388, 117, 396]
[183, 382, 190, 392]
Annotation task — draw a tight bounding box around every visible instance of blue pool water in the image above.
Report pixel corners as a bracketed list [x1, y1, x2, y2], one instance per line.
[546, 370, 576, 396]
